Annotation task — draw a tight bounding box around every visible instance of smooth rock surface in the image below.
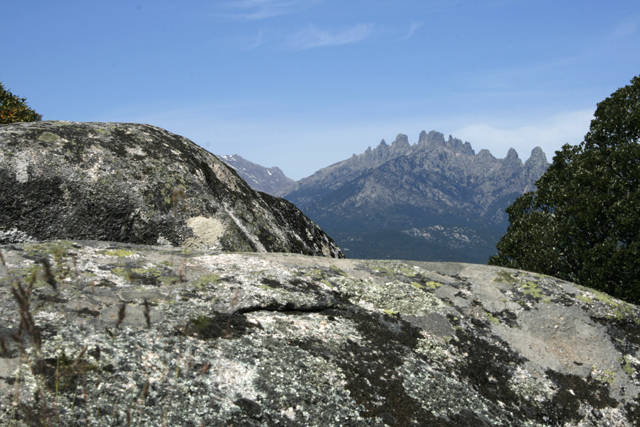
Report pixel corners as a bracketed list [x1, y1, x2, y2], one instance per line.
[1, 240, 639, 426]
[0, 121, 342, 258]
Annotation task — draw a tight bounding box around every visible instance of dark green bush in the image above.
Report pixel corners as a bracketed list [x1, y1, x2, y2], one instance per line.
[0, 82, 42, 124]
[490, 75, 640, 304]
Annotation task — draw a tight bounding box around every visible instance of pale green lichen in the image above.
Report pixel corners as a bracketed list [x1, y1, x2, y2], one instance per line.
[493, 270, 515, 284]
[576, 294, 592, 304]
[521, 281, 545, 300]
[591, 365, 616, 384]
[24, 241, 76, 258]
[100, 249, 135, 257]
[336, 276, 447, 317]
[131, 267, 162, 277]
[159, 276, 178, 286]
[485, 311, 500, 325]
[330, 265, 347, 276]
[592, 289, 618, 307]
[321, 279, 335, 289]
[38, 131, 61, 142]
[424, 281, 442, 289]
[582, 289, 640, 323]
[191, 274, 221, 289]
[111, 267, 130, 279]
[618, 356, 635, 376]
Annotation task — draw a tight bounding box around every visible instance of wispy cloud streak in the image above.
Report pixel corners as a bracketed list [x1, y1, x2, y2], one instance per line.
[401, 21, 422, 40]
[611, 18, 639, 38]
[222, 0, 319, 20]
[283, 23, 374, 50]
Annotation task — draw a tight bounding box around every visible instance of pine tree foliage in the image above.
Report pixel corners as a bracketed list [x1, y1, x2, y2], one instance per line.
[0, 82, 42, 124]
[490, 76, 640, 303]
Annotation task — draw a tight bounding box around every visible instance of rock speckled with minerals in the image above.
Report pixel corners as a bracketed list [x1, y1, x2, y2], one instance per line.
[1, 241, 639, 426]
[0, 121, 343, 258]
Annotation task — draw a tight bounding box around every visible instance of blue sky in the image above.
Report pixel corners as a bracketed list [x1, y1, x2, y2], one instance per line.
[2, 1, 640, 180]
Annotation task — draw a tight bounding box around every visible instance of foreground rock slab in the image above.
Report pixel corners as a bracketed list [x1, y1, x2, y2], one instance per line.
[1, 240, 639, 426]
[0, 121, 342, 258]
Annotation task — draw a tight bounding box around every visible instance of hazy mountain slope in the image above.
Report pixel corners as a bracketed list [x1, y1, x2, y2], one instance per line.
[218, 154, 296, 196]
[280, 130, 548, 262]
[277, 133, 416, 205]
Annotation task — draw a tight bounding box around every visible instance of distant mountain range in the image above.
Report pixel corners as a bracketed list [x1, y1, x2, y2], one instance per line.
[219, 130, 549, 263]
[216, 155, 295, 195]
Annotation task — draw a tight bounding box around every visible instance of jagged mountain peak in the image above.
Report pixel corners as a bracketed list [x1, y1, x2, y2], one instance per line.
[217, 154, 296, 196]
[528, 146, 548, 163]
[525, 146, 549, 180]
[393, 133, 410, 148]
[504, 147, 522, 164]
[418, 130, 445, 146]
[279, 129, 549, 263]
[477, 148, 495, 159]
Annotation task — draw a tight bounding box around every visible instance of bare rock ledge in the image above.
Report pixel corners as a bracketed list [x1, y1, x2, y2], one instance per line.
[1, 240, 639, 426]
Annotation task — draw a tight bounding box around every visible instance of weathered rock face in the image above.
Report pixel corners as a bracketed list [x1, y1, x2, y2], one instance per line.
[1, 240, 639, 426]
[0, 121, 342, 258]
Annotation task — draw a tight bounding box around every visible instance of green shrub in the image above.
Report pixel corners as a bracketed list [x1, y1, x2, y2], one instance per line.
[0, 82, 42, 124]
[490, 75, 640, 304]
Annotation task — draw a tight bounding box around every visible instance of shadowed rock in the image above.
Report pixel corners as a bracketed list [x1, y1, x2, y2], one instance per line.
[0, 121, 342, 258]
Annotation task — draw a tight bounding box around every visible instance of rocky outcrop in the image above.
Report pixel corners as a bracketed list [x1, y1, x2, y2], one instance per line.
[0, 121, 342, 258]
[1, 240, 639, 426]
[217, 154, 296, 196]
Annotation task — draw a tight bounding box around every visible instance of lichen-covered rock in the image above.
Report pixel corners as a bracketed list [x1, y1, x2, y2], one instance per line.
[1, 240, 639, 426]
[0, 121, 342, 258]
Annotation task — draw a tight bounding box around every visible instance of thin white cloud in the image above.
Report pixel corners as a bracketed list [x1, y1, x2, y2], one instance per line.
[401, 21, 422, 40]
[221, 0, 320, 20]
[283, 23, 374, 50]
[611, 17, 640, 38]
[236, 28, 269, 49]
[452, 110, 594, 160]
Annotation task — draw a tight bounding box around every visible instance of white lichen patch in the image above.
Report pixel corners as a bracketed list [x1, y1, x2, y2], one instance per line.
[125, 146, 145, 157]
[509, 366, 554, 403]
[248, 311, 361, 350]
[414, 334, 457, 364]
[398, 357, 503, 423]
[183, 216, 226, 250]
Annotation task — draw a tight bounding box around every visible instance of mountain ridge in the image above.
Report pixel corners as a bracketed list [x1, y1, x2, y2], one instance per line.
[278, 130, 548, 262]
[217, 154, 296, 196]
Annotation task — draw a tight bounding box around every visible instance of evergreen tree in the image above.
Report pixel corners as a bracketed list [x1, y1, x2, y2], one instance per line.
[0, 82, 42, 124]
[490, 76, 640, 303]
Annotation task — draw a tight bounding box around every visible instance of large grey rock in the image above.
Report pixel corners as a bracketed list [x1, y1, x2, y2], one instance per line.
[1, 240, 639, 426]
[0, 121, 342, 258]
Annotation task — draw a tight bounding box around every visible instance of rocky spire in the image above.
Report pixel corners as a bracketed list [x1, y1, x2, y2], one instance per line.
[504, 148, 522, 165]
[418, 130, 446, 148]
[393, 134, 410, 148]
[525, 146, 549, 180]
